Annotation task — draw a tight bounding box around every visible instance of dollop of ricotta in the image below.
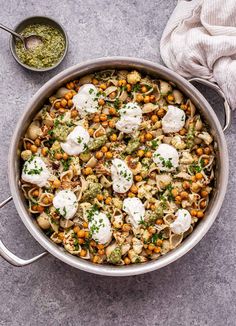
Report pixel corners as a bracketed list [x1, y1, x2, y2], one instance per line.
[72, 84, 99, 116]
[111, 158, 133, 193]
[22, 156, 50, 187]
[162, 105, 186, 133]
[53, 190, 78, 220]
[123, 197, 145, 228]
[61, 125, 90, 155]
[116, 102, 142, 133]
[89, 212, 112, 244]
[170, 209, 192, 234]
[153, 143, 179, 171]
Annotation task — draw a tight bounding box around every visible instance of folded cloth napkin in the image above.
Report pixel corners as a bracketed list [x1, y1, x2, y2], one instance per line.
[160, 0, 236, 110]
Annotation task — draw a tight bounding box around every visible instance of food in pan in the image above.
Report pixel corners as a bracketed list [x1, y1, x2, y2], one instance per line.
[20, 69, 216, 265]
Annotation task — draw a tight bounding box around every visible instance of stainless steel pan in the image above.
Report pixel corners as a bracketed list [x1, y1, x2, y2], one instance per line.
[0, 57, 231, 276]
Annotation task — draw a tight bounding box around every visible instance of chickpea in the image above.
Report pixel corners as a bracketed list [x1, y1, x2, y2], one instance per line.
[34, 138, 41, 146]
[143, 95, 150, 103]
[151, 115, 158, 123]
[136, 94, 144, 103]
[64, 92, 73, 100]
[146, 249, 152, 255]
[98, 249, 105, 255]
[100, 83, 107, 90]
[90, 240, 97, 247]
[53, 179, 61, 188]
[118, 79, 127, 87]
[108, 120, 116, 128]
[148, 226, 156, 234]
[100, 114, 107, 121]
[183, 181, 190, 189]
[156, 239, 163, 246]
[60, 99, 67, 108]
[55, 153, 63, 160]
[37, 205, 44, 213]
[84, 167, 93, 175]
[200, 200, 207, 209]
[42, 197, 51, 205]
[180, 191, 189, 200]
[88, 128, 94, 136]
[171, 188, 179, 197]
[150, 95, 156, 103]
[201, 190, 208, 198]
[148, 244, 155, 251]
[71, 109, 78, 118]
[77, 230, 85, 238]
[145, 133, 153, 141]
[137, 150, 144, 158]
[128, 192, 135, 198]
[59, 108, 66, 115]
[54, 101, 61, 110]
[156, 219, 163, 225]
[139, 135, 145, 143]
[109, 92, 116, 99]
[73, 226, 80, 233]
[204, 147, 211, 155]
[96, 194, 104, 201]
[130, 185, 138, 194]
[105, 197, 112, 205]
[95, 151, 103, 159]
[96, 129, 105, 137]
[97, 244, 104, 250]
[191, 183, 200, 192]
[68, 100, 73, 108]
[150, 204, 156, 211]
[66, 82, 75, 90]
[196, 148, 203, 156]
[204, 158, 209, 166]
[30, 145, 38, 153]
[80, 249, 87, 257]
[122, 224, 131, 232]
[179, 128, 187, 136]
[62, 153, 68, 160]
[180, 104, 187, 110]
[109, 107, 117, 115]
[191, 175, 196, 182]
[154, 247, 161, 253]
[110, 134, 117, 142]
[134, 175, 142, 182]
[157, 108, 165, 117]
[124, 257, 131, 265]
[167, 94, 174, 102]
[190, 209, 197, 217]
[101, 146, 108, 153]
[197, 211, 204, 218]
[175, 195, 182, 203]
[126, 84, 132, 92]
[83, 221, 88, 228]
[195, 172, 203, 180]
[78, 238, 85, 245]
[98, 99, 105, 106]
[92, 78, 99, 85]
[32, 190, 39, 197]
[102, 121, 108, 128]
[140, 86, 147, 93]
[41, 147, 48, 157]
[93, 115, 100, 123]
[93, 256, 99, 263]
[105, 152, 113, 159]
[145, 151, 152, 158]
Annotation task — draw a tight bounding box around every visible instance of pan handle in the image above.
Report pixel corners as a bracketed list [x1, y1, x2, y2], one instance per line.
[0, 196, 47, 267]
[188, 77, 232, 133]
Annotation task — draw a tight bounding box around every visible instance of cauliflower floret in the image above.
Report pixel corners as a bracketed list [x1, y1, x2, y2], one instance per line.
[127, 70, 141, 85]
[197, 132, 213, 145]
[180, 151, 194, 164]
[171, 135, 186, 150]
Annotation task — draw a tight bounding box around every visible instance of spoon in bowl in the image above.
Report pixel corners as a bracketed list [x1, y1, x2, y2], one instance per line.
[0, 23, 43, 50]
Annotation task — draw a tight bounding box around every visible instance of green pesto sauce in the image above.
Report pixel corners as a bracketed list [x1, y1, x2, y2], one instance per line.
[15, 24, 65, 69]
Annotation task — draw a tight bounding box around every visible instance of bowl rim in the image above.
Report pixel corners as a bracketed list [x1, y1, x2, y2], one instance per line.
[9, 15, 68, 72]
[8, 57, 229, 276]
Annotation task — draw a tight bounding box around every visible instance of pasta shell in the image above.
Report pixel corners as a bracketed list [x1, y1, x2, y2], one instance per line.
[142, 103, 158, 113]
[170, 233, 183, 249]
[37, 212, 50, 230]
[25, 121, 43, 140]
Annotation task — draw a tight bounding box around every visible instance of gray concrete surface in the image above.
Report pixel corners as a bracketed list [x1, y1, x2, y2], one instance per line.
[0, 1, 235, 325]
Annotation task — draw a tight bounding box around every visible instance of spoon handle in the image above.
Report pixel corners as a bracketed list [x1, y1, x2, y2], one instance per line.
[0, 23, 24, 41]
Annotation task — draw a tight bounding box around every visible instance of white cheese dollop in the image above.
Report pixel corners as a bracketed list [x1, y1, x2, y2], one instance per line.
[89, 212, 112, 244]
[162, 105, 186, 133]
[22, 156, 50, 187]
[111, 158, 133, 193]
[170, 209, 192, 234]
[61, 125, 90, 155]
[53, 190, 78, 220]
[116, 102, 142, 133]
[153, 143, 179, 171]
[72, 84, 99, 116]
[123, 197, 145, 228]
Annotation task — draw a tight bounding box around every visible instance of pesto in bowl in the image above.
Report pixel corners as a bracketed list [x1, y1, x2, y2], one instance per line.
[15, 23, 66, 69]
